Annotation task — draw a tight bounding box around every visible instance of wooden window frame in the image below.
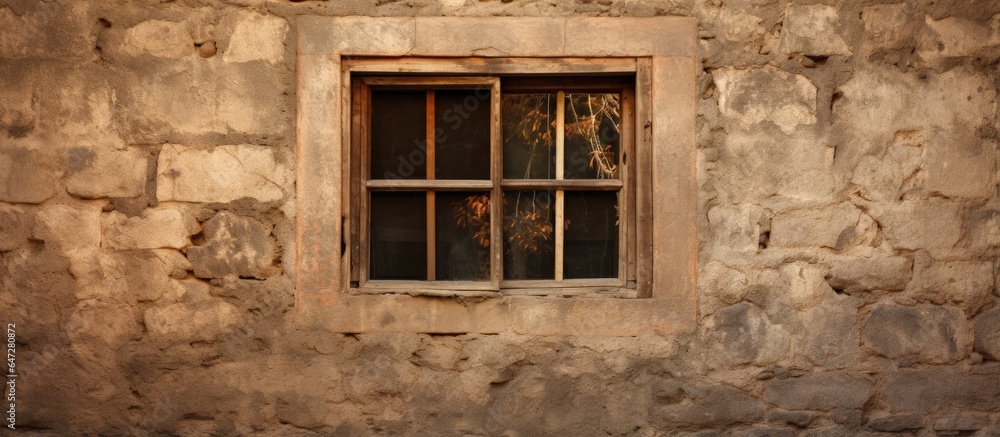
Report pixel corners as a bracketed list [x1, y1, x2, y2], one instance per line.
[352, 73, 636, 297]
[296, 17, 697, 335]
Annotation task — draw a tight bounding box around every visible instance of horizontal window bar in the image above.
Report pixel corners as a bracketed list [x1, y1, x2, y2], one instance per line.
[499, 287, 637, 298]
[358, 280, 499, 296]
[500, 278, 625, 289]
[367, 180, 493, 191]
[500, 179, 623, 191]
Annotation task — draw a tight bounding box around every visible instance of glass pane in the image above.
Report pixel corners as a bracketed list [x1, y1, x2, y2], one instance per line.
[564, 93, 620, 179]
[435, 89, 491, 180]
[503, 190, 555, 279]
[503, 94, 556, 179]
[437, 192, 491, 280]
[371, 91, 426, 180]
[370, 192, 426, 280]
[564, 191, 619, 279]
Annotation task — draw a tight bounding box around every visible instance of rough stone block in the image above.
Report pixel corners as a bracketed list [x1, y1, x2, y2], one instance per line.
[742, 427, 795, 437]
[850, 134, 922, 202]
[872, 202, 963, 251]
[0, 2, 92, 59]
[715, 8, 766, 44]
[701, 302, 791, 366]
[65, 303, 143, 347]
[101, 208, 199, 250]
[794, 298, 861, 368]
[770, 202, 873, 249]
[699, 261, 749, 306]
[65, 147, 147, 199]
[931, 413, 991, 431]
[779, 5, 852, 57]
[915, 134, 996, 201]
[706, 203, 767, 253]
[221, 11, 288, 64]
[830, 409, 865, 427]
[122, 62, 290, 142]
[974, 308, 1000, 360]
[656, 385, 765, 426]
[763, 372, 874, 410]
[716, 133, 834, 202]
[884, 365, 1000, 412]
[144, 298, 241, 344]
[8, 63, 121, 148]
[862, 304, 971, 364]
[866, 413, 924, 432]
[275, 393, 330, 430]
[68, 248, 190, 302]
[908, 260, 993, 313]
[122, 19, 192, 59]
[0, 204, 30, 251]
[966, 209, 1000, 250]
[767, 409, 818, 428]
[0, 64, 37, 139]
[919, 14, 1000, 62]
[861, 4, 914, 53]
[187, 211, 277, 279]
[156, 144, 290, 204]
[33, 203, 102, 250]
[0, 147, 58, 204]
[780, 262, 836, 311]
[713, 66, 817, 134]
[827, 256, 913, 293]
[859, 130, 998, 202]
[833, 67, 995, 173]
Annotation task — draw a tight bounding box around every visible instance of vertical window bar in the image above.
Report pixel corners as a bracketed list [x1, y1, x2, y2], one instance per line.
[555, 91, 565, 282]
[426, 90, 436, 282]
[490, 81, 503, 288]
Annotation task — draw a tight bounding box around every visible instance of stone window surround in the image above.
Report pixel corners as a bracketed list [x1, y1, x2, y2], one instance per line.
[295, 16, 697, 335]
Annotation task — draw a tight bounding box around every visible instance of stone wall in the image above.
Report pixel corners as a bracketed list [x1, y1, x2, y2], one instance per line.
[1, 0, 998, 435]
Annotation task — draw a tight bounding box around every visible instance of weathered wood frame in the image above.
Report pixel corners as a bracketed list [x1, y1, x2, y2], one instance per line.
[355, 76, 502, 290]
[297, 17, 697, 335]
[354, 74, 634, 296]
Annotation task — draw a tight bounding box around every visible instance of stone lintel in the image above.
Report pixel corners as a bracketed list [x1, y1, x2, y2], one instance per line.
[298, 16, 697, 58]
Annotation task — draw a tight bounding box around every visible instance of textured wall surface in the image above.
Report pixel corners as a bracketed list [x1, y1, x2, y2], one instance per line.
[0, 0, 998, 435]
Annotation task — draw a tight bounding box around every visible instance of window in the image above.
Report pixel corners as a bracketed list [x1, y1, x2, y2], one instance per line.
[296, 17, 697, 335]
[351, 75, 636, 297]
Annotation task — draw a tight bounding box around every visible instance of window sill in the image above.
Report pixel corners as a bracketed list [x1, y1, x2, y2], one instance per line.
[299, 293, 695, 336]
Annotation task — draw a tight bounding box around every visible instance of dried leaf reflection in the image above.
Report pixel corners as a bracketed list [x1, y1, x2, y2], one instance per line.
[565, 93, 620, 179]
[502, 94, 556, 179]
[506, 195, 554, 253]
[503, 191, 555, 279]
[451, 194, 490, 248]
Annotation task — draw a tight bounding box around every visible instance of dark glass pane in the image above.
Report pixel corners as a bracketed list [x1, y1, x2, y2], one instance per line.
[437, 192, 491, 280]
[435, 89, 491, 180]
[503, 190, 554, 279]
[564, 191, 618, 279]
[503, 94, 555, 179]
[371, 91, 426, 180]
[564, 93, 620, 179]
[370, 192, 426, 280]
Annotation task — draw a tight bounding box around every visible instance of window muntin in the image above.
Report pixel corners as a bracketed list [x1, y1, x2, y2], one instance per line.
[354, 75, 634, 295]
